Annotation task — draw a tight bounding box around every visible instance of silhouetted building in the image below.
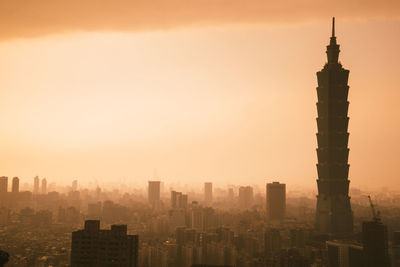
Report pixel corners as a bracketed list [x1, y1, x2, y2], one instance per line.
[41, 178, 47, 194]
[327, 241, 363, 267]
[148, 181, 160, 205]
[238, 186, 253, 210]
[11, 177, 19, 193]
[266, 182, 285, 221]
[0, 177, 7, 194]
[33, 176, 39, 194]
[315, 18, 353, 238]
[204, 182, 213, 203]
[71, 220, 139, 267]
[392, 231, 400, 267]
[363, 220, 389, 267]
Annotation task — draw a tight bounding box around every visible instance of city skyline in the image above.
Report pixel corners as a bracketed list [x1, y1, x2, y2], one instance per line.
[0, 11, 400, 189]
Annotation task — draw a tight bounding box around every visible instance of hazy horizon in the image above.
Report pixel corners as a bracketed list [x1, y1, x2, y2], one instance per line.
[0, 10, 399, 189]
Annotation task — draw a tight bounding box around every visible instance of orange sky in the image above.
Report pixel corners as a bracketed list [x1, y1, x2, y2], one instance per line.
[0, 2, 399, 189]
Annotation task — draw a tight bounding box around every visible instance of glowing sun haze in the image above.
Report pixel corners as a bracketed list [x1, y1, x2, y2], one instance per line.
[0, 1, 399, 189]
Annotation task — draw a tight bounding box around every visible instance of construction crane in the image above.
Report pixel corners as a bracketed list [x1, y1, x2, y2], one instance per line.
[368, 195, 381, 222]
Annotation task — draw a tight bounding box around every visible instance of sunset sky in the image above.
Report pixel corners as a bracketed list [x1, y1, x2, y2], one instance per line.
[0, 1, 399, 189]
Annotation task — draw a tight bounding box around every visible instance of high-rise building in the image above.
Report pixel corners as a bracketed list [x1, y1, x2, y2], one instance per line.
[315, 18, 353, 237]
[326, 241, 363, 267]
[266, 182, 286, 221]
[238, 186, 253, 210]
[41, 178, 47, 195]
[11, 177, 19, 193]
[148, 181, 160, 205]
[204, 182, 212, 203]
[0, 177, 7, 194]
[171, 191, 182, 208]
[363, 220, 390, 267]
[33, 176, 39, 194]
[171, 191, 188, 209]
[71, 220, 139, 267]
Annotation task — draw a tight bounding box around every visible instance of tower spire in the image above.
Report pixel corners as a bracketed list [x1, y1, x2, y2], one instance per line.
[332, 17, 335, 38]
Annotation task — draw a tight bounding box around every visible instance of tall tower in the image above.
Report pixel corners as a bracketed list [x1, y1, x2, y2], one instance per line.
[12, 177, 19, 193]
[41, 178, 47, 194]
[0, 177, 8, 194]
[315, 18, 353, 237]
[266, 182, 286, 221]
[204, 182, 213, 203]
[33, 176, 39, 194]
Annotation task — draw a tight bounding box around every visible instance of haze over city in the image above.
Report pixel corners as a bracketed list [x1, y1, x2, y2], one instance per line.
[0, 2, 400, 189]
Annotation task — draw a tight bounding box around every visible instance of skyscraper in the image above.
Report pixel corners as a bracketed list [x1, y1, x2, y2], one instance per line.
[0, 177, 7, 195]
[148, 181, 160, 205]
[71, 220, 139, 267]
[266, 182, 286, 221]
[11, 177, 19, 193]
[315, 18, 353, 237]
[238, 186, 253, 210]
[33, 176, 39, 194]
[41, 178, 47, 194]
[204, 182, 212, 203]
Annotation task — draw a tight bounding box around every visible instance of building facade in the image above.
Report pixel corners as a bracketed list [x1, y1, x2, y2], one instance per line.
[71, 220, 139, 267]
[266, 182, 286, 221]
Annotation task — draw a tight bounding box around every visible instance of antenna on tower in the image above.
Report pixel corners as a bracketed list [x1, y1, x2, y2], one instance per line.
[332, 17, 335, 37]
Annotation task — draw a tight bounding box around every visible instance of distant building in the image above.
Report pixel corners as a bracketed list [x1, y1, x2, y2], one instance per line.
[0, 177, 7, 194]
[238, 186, 253, 210]
[363, 220, 390, 267]
[11, 177, 19, 193]
[326, 240, 363, 267]
[33, 176, 39, 194]
[41, 178, 47, 194]
[171, 191, 181, 208]
[171, 191, 188, 209]
[71, 220, 139, 267]
[204, 182, 212, 203]
[148, 181, 160, 205]
[191, 204, 203, 231]
[266, 182, 286, 221]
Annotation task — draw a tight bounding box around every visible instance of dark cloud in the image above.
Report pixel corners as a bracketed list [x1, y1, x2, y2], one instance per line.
[0, 0, 399, 40]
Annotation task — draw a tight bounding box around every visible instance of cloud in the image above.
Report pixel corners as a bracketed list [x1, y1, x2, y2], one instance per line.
[0, 0, 399, 40]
